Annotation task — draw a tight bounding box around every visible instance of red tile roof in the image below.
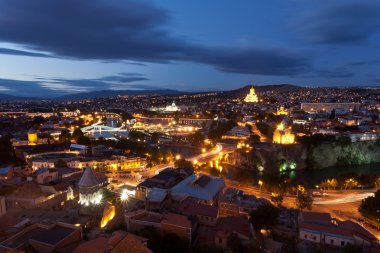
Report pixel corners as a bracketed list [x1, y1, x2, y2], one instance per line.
[178, 199, 218, 218]
[301, 211, 331, 223]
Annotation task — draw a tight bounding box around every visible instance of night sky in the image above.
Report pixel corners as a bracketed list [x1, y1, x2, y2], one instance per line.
[0, 0, 380, 97]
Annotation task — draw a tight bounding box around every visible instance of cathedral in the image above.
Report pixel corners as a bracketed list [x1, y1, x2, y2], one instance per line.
[244, 86, 258, 103]
[78, 168, 105, 206]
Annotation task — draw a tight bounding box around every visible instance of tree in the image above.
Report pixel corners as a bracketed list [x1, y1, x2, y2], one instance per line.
[59, 129, 71, 142]
[72, 128, 84, 142]
[227, 233, 243, 253]
[329, 109, 336, 119]
[55, 159, 67, 168]
[174, 159, 194, 170]
[135, 226, 162, 253]
[359, 189, 380, 221]
[296, 193, 313, 211]
[249, 204, 279, 230]
[326, 178, 338, 190]
[271, 193, 284, 207]
[249, 133, 261, 143]
[188, 131, 205, 146]
[151, 132, 161, 144]
[77, 136, 91, 146]
[0, 135, 14, 165]
[341, 244, 359, 253]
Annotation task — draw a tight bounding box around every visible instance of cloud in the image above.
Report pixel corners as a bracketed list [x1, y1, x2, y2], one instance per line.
[0, 0, 311, 76]
[348, 59, 380, 66]
[315, 69, 355, 78]
[299, 2, 380, 44]
[0, 73, 151, 97]
[0, 48, 54, 58]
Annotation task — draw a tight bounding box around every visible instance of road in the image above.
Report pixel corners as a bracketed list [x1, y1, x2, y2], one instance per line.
[226, 180, 380, 239]
[139, 143, 234, 178]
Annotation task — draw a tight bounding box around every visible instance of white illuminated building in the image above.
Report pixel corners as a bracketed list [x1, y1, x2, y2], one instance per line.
[78, 168, 104, 206]
[165, 102, 180, 112]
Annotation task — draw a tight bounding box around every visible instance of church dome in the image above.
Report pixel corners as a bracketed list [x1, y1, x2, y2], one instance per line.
[79, 168, 99, 188]
[28, 127, 37, 134]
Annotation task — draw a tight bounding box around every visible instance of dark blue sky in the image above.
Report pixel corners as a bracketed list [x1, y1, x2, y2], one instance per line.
[0, 0, 379, 97]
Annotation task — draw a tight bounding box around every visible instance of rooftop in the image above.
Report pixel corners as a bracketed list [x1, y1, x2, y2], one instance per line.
[1, 223, 80, 250]
[170, 173, 225, 201]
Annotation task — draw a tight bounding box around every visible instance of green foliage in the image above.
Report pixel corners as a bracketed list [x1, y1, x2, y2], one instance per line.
[0, 135, 14, 165]
[271, 194, 284, 207]
[188, 131, 205, 146]
[249, 133, 261, 143]
[249, 204, 279, 230]
[359, 189, 380, 221]
[227, 233, 243, 253]
[341, 244, 359, 253]
[59, 129, 71, 142]
[72, 128, 84, 142]
[281, 237, 299, 253]
[136, 226, 189, 253]
[208, 120, 237, 140]
[174, 159, 194, 170]
[209, 167, 220, 176]
[77, 136, 91, 145]
[256, 122, 275, 139]
[55, 159, 67, 168]
[296, 193, 313, 211]
[128, 131, 147, 141]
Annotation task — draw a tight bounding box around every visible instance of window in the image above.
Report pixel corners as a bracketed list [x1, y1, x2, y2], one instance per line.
[304, 234, 308, 239]
[219, 238, 222, 244]
[330, 239, 334, 245]
[341, 241, 345, 246]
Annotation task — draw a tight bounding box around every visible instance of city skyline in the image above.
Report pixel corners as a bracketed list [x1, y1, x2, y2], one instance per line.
[1, 0, 380, 97]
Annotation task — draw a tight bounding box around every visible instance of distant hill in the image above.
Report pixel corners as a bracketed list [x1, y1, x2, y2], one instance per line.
[0, 93, 41, 100]
[57, 89, 186, 99]
[222, 84, 302, 98]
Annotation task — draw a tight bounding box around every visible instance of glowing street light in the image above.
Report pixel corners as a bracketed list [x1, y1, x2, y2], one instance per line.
[120, 189, 129, 201]
[193, 160, 198, 165]
[175, 155, 181, 160]
[258, 180, 263, 191]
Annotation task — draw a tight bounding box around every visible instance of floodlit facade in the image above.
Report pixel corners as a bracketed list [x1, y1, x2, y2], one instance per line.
[78, 168, 104, 206]
[244, 87, 258, 103]
[273, 123, 295, 144]
[165, 102, 180, 112]
[28, 127, 38, 145]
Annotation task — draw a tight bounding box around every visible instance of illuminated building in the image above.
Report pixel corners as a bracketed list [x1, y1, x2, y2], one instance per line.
[100, 201, 115, 228]
[165, 102, 180, 112]
[300, 103, 360, 113]
[28, 127, 38, 145]
[276, 106, 288, 115]
[244, 87, 258, 103]
[78, 168, 104, 206]
[273, 123, 295, 144]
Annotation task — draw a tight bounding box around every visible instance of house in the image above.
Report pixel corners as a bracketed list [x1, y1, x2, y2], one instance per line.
[170, 173, 225, 205]
[177, 199, 218, 226]
[0, 222, 82, 252]
[219, 188, 270, 217]
[298, 211, 377, 248]
[135, 168, 191, 201]
[72, 230, 151, 253]
[145, 188, 169, 211]
[125, 209, 196, 244]
[196, 217, 254, 249]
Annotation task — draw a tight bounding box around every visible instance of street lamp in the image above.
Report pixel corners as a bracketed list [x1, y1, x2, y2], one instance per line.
[258, 180, 263, 192]
[175, 155, 181, 160]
